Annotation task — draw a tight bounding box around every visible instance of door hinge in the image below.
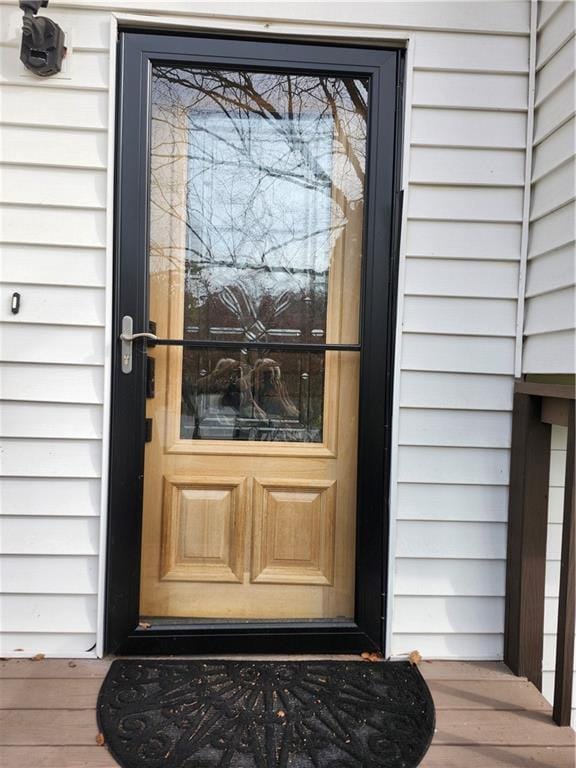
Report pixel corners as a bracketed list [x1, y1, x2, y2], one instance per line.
[145, 418, 153, 443]
[146, 355, 155, 399]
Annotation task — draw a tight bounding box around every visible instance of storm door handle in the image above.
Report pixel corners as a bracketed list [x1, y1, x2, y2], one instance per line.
[120, 315, 158, 373]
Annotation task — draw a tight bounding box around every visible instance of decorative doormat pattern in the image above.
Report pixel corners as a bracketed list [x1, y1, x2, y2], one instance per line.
[97, 659, 435, 768]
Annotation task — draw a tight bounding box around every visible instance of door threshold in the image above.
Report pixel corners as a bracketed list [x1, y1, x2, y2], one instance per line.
[117, 621, 378, 655]
[108, 652, 370, 661]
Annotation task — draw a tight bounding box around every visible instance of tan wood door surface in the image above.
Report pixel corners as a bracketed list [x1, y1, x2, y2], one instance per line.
[139, 66, 368, 622]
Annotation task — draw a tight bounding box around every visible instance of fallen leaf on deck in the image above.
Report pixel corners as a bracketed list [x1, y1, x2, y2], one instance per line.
[96, 733, 105, 746]
[361, 652, 383, 662]
[409, 650, 422, 665]
[31, 653, 45, 661]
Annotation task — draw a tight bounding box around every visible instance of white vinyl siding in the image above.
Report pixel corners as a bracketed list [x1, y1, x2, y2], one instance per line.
[523, 0, 576, 374]
[0, 0, 531, 658]
[0, 1, 108, 656]
[392, 4, 528, 657]
[542, 425, 576, 728]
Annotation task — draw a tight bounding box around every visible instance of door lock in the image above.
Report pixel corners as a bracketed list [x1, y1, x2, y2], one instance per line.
[120, 315, 158, 374]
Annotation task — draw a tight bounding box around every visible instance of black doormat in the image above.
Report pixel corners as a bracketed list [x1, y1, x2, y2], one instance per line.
[97, 659, 435, 768]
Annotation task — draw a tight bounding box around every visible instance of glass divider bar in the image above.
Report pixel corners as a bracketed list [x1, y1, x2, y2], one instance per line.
[150, 339, 361, 353]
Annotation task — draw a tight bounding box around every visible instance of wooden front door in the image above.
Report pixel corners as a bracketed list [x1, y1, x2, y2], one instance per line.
[107, 32, 402, 653]
[141, 65, 363, 622]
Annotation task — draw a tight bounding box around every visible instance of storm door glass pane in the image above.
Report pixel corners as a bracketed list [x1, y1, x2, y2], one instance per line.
[149, 67, 368, 443]
[181, 348, 324, 443]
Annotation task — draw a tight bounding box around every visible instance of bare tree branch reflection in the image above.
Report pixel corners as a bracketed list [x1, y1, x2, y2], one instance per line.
[149, 67, 367, 442]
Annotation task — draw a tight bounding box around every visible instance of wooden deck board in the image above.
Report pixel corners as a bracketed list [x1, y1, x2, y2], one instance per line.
[428, 679, 553, 711]
[0, 709, 100, 746]
[0, 678, 103, 709]
[0, 659, 112, 679]
[434, 709, 575, 746]
[422, 745, 576, 768]
[418, 660, 526, 681]
[0, 659, 573, 767]
[2, 745, 574, 768]
[0, 677, 553, 712]
[0, 747, 119, 768]
[0, 658, 527, 680]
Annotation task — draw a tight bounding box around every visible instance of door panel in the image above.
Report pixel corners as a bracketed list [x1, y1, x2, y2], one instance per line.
[140, 65, 365, 620]
[159, 476, 247, 583]
[251, 478, 336, 585]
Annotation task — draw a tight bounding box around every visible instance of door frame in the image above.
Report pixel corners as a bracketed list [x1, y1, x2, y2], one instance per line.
[105, 29, 404, 655]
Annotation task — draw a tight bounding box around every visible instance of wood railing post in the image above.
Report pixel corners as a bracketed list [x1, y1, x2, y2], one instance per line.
[553, 400, 575, 726]
[504, 391, 551, 690]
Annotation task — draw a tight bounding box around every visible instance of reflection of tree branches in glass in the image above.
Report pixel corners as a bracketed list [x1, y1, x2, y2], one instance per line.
[149, 67, 368, 345]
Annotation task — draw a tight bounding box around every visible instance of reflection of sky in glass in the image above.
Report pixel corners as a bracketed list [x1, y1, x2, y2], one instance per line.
[150, 69, 368, 344]
[149, 68, 368, 442]
[185, 113, 335, 307]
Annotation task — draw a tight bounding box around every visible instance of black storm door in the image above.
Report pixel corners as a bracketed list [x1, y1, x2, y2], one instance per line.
[106, 30, 403, 655]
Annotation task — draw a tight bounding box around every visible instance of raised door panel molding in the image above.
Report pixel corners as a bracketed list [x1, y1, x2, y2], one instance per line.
[251, 479, 336, 585]
[160, 476, 247, 583]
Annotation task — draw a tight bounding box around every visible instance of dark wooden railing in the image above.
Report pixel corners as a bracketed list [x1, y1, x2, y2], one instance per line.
[504, 381, 575, 726]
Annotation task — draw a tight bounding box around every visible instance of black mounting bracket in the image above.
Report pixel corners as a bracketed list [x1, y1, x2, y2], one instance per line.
[19, 0, 66, 77]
